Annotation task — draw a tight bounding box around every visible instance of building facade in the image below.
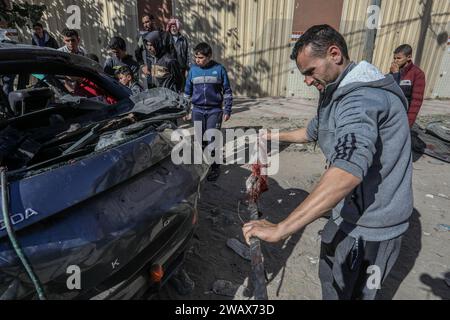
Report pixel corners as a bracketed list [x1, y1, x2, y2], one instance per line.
[6, 0, 450, 98]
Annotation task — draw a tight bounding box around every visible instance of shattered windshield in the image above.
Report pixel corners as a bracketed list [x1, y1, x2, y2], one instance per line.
[1, 72, 117, 118]
[0, 78, 189, 178]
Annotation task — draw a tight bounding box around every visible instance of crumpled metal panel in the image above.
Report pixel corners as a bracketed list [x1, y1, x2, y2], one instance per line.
[129, 87, 191, 115]
[0, 130, 171, 238]
[0, 137, 208, 299]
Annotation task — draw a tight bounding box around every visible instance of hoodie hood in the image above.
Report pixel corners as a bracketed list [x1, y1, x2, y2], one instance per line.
[143, 31, 165, 58]
[333, 61, 408, 110]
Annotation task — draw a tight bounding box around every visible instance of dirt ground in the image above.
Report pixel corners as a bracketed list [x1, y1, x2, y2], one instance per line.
[157, 107, 450, 300]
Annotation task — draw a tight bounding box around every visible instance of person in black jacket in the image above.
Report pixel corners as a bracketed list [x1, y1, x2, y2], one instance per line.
[135, 14, 161, 65]
[104, 36, 140, 79]
[31, 22, 59, 49]
[166, 18, 190, 88]
[142, 31, 183, 92]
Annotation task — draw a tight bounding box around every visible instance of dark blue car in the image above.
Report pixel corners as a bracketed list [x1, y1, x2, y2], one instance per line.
[0, 43, 207, 299]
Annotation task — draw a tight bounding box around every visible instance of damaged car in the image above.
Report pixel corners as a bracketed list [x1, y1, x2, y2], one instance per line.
[0, 43, 208, 299]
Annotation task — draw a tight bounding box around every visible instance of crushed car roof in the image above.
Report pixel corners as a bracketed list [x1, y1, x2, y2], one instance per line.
[0, 42, 103, 74]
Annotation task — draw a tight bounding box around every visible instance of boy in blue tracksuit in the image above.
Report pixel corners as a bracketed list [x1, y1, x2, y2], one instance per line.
[184, 42, 233, 181]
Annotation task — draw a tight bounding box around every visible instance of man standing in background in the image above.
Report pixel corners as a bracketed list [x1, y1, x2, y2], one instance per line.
[104, 36, 140, 79]
[31, 22, 59, 49]
[135, 14, 161, 65]
[390, 44, 426, 127]
[166, 18, 190, 88]
[142, 31, 183, 92]
[58, 28, 87, 56]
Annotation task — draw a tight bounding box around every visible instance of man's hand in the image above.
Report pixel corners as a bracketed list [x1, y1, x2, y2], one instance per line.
[223, 114, 231, 122]
[242, 219, 284, 245]
[241, 167, 361, 245]
[390, 61, 399, 73]
[142, 65, 150, 75]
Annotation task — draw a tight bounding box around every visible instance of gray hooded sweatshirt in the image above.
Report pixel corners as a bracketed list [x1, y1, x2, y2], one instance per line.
[306, 61, 413, 241]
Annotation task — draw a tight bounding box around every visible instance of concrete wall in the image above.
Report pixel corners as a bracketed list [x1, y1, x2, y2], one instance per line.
[10, 0, 450, 98]
[342, 0, 450, 98]
[16, 0, 140, 65]
[174, 0, 295, 97]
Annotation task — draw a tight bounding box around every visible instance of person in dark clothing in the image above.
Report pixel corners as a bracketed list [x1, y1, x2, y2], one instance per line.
[31, 22, 59, 49]
[184, 42, 233, 182]
[142, 31, 183, 92]
[115, 66, 143, 96]
[166, 18, 190, 87]
[135, 15, 173, 89]
[104, 36, 140, 79]
[135, 14, 162, 65]
[390, 44, 426, 127]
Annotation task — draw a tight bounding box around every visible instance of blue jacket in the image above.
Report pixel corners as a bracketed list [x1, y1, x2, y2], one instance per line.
[184, 61, 233, 115]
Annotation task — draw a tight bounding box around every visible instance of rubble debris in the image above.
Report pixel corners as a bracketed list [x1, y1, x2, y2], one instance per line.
[426, 194, 434, 199]
[226, 238, 251, 261]
[169, 268, 195, 296]
[233, 277, 252, 300]
[212, 279, 249, 297]
[426, 121, 450, 143]
[411, 124, 450, 163]
[434, 224, 450, 232]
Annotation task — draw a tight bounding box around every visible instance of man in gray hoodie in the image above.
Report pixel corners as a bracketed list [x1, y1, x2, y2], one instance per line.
[242, 25, 413, 300]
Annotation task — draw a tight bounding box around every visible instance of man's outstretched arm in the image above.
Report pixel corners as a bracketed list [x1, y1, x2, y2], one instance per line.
[269, 128, 310, 144]
[268, 115, 318, 144]
[243, 166, 361, 244]
[244, 91, 380, 244]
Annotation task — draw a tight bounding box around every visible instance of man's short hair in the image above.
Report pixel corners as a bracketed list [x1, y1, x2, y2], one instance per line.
[62, 28, 79, 38]
[32, 22, 43, 29]
[290, 24, 350, 61]
[394, 44, 413, 56]
[115, 65, 134, 79]
[108, 36, 126, 51]
[194, 42, 212, 56]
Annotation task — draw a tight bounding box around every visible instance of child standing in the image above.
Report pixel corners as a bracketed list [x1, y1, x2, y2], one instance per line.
[184, 42, 233, 181]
